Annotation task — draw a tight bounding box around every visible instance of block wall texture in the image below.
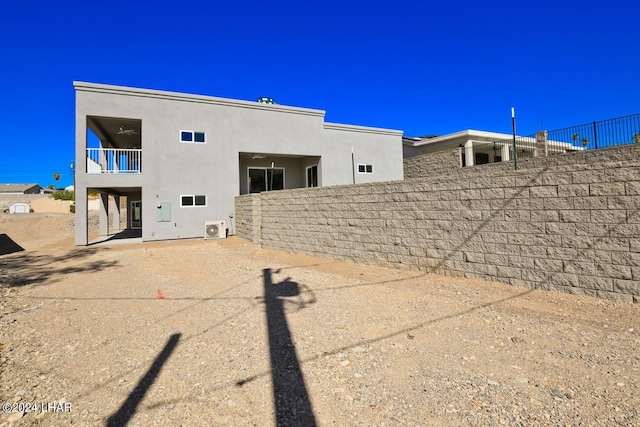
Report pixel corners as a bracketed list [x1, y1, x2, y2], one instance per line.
[404, 149, 461, 179]
[236, 144, 640, 302]
[234, 194, 261, 242]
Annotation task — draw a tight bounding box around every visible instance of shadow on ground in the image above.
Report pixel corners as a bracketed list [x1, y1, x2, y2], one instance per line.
[0, 247, 119, 288]
[259, 267, 317, 426]
[0, 234, 24, 256]
[89, 229, 143, 245]
[106, 333, 181, 426]
[236, 286, 534, 390]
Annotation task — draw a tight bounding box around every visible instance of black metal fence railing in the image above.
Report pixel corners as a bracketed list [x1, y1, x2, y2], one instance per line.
[547, 113, 640, 150]
[462, 113, 640, 167]
[462, 135, 539, 166]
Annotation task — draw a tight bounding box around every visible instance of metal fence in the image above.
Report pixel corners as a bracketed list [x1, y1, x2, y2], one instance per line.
[464, 113, 640, 167]
[463, 135, 539, 166]
[547, 113, 640, 150]
[86, 148, 142, 173]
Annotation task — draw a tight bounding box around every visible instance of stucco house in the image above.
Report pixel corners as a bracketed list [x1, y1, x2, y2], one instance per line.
[0, 184, 43, 194]
[0, 184, 47, 213]
[74, 82, 404, 245]
[403, 129, 583, 166]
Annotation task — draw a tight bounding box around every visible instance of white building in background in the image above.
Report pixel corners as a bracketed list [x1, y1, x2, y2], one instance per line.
[9, 203, 30, 214]
[403, 129, 583, 166]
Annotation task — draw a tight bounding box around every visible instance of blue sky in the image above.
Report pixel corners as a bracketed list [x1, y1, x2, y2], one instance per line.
[1, 0, 638, 188]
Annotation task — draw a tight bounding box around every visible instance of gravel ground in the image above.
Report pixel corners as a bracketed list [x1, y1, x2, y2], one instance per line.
[1, 213, 639, 426]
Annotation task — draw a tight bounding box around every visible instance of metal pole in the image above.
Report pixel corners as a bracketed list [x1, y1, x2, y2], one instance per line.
[351, 147, 355, 184]
[70, 160, 75, 196]
[270, 161, 274, 191]
[511, 107, 518, 170]
[593, 121, 598, 149]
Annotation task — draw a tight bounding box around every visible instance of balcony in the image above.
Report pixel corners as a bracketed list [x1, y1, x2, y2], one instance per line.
[87, 148, 142, 174]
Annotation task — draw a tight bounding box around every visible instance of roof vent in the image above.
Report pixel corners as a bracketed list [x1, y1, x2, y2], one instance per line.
[257, 97, 275, 104]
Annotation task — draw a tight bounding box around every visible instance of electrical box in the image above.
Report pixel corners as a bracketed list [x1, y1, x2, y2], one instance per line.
[156, 202, 171, 222]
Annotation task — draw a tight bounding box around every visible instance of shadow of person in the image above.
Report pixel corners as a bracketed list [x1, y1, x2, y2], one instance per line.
[263, 268, 317, 426]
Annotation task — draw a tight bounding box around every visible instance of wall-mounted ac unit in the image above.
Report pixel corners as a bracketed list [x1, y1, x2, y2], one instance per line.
[204, 221, 226, 239]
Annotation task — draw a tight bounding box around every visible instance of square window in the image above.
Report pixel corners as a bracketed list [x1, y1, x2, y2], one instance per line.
[357, 164, 373, 174]
[181, 130, 207, 143]
[181, 131, 193, 142]
[181, 195, 206, 207]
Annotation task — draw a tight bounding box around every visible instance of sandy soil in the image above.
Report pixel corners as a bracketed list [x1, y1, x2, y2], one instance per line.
[0, 213, 639, 426]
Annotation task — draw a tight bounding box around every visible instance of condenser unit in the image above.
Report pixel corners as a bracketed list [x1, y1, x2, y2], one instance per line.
[204, 221, 226, 239]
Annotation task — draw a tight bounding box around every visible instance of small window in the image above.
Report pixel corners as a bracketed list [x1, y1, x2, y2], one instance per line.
[357, 164, 373, 174]
[180, 130, 206, 143]
[181, 131, 193, 142]
[180, 195, 206, 207]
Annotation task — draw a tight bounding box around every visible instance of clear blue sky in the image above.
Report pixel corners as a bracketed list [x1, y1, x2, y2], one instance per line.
[1, 0, 638, 188]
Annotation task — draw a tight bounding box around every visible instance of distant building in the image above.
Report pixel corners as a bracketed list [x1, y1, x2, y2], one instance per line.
[0, 184, 46, 213]
[403, 130, 583, 166]
[0, 184, 43, 194]
[9, 203, 30, 214]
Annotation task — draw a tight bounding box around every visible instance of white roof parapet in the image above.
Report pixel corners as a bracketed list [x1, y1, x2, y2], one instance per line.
[73, 81, 327, 118]
[407, 130, 515, 147]
[324, 122, 404, 137]
[404, 129, 585, 152]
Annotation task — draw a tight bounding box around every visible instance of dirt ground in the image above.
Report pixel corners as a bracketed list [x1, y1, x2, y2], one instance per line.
[0, 213, 639, 426]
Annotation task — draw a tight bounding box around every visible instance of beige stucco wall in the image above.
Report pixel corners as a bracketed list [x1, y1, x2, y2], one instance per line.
[31, 197, 73, 213]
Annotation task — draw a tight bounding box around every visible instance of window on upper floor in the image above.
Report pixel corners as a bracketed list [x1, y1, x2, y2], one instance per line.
[180, 131, 206, 143]
[357, 164, 373, 174]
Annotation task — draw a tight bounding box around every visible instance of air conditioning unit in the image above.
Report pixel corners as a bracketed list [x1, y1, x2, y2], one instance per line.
[204, 220, 226, 239]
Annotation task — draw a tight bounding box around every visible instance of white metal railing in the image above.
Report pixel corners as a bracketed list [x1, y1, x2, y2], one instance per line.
[86, 148, 142, 173]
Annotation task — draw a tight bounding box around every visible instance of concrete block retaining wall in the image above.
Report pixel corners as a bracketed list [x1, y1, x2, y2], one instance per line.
[404, 149, 461, 178]
[234, 193, 261, 243]
[236, 144, 640, 302]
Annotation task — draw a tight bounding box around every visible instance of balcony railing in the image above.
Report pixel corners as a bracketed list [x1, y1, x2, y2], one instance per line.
[87, 148, 142, 174]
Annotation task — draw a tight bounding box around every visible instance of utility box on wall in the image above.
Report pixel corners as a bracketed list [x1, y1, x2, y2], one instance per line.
[156, 202, 171, 222]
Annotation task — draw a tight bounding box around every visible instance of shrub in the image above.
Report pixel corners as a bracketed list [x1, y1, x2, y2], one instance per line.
[53, 190, 75, 201]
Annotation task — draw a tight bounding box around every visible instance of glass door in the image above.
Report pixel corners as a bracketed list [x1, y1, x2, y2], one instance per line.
[248, 168, 285, 193]
[131, 201, 142, 229]
[306, 165, 318, 188]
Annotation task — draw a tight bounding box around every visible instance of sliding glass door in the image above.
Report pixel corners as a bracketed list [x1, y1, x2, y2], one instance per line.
[248, 168, 284, 193]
